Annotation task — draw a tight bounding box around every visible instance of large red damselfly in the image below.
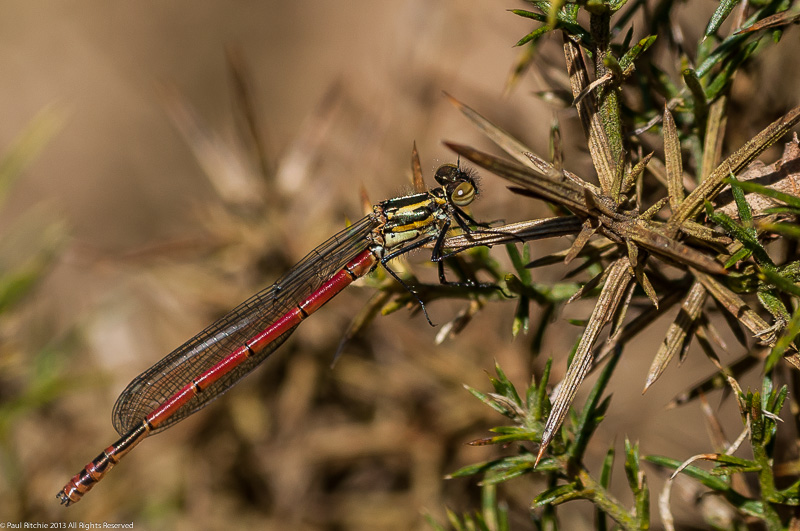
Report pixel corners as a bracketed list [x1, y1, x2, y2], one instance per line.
[57, 163, 484, 506]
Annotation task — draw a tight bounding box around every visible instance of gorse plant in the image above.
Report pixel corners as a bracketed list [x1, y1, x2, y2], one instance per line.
[6, 3, 797, 528]
[416, 0, 800, 529]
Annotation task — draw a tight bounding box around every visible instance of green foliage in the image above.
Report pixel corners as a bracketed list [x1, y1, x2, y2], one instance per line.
[430, 0, 800, 528]
[427, 484, 510, 531]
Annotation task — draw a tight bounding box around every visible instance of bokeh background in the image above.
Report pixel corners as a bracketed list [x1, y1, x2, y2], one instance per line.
[1, 1, 799, 530]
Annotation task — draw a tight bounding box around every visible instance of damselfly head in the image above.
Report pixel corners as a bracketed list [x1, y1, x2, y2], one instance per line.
[434, 164, 478, 207]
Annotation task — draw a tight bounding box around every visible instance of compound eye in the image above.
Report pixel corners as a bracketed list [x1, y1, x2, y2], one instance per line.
[451, 181, 475, 207]
[434, 164, 460, 185]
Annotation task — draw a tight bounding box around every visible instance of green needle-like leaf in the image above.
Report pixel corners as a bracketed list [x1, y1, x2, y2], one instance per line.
[766, 306, 800, 372]
[706, 0, 743, 36]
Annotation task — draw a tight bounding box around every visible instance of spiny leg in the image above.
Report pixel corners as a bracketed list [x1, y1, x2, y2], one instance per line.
[381, 235, 439, 326]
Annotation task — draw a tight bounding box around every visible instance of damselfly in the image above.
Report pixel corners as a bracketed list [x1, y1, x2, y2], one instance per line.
[57, 162, 483, 506]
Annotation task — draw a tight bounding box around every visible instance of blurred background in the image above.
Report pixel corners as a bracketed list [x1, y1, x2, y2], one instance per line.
[1, 1, 799, 530]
